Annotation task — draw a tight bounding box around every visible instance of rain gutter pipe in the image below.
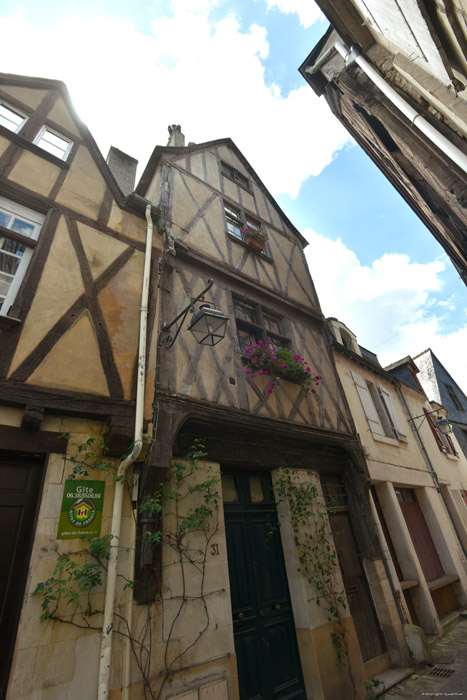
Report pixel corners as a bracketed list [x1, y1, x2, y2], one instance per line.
[98, 204, 155, 700]
[307, 41, 467, 175]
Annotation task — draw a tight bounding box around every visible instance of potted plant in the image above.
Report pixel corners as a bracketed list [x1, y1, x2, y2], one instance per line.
[242, 226, 269, 252]
[244, 340, 321, 394]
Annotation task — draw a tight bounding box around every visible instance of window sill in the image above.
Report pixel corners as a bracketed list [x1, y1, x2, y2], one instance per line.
[228, 233, 273, 263]
[0, 314, 21, 329]
[445, 453, 459, 461]
[371, 433, 399, 447]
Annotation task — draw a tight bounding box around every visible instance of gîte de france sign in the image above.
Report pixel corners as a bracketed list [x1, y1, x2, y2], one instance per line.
[57, 480, 105, 539]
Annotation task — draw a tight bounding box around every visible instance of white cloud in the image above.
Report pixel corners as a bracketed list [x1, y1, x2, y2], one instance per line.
[264, 0, 325, 28]
[303, 229, 467, 392]
[0, 7, 349, 199]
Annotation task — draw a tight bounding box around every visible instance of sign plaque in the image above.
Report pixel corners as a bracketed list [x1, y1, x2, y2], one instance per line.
[57, 480, 105, 539]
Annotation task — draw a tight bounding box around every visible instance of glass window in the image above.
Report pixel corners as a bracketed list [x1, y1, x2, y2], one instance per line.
[0, 197, 44, 315]
[222, 475, 239, 503]
[0, 102, 28, 133]
[34, 126, 73, 160]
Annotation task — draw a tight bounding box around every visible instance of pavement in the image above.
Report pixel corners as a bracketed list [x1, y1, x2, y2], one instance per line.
[378, 614, 467, 699]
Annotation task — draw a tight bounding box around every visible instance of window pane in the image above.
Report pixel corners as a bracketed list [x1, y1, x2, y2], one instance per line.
[249, 476, 266, 503]
[36, 128, 71, 159]
[11, 217, 35, 238]
[0, 211, 12, 229]
[238, 326, 259, 354]
[222, 475, 238, 503]
[263, 315, 281, 334]
[233, 299, 257, 323]
[0, 104, 26, 132]
[226, 220, 242, 239]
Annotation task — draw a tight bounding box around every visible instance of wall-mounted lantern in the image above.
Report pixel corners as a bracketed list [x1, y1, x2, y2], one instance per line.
[160, 278, 228, 349]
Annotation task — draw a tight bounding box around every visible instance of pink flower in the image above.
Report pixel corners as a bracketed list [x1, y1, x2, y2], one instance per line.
[311, 389, 316, 394]
[270, 381, 276, 387]
[245, 369, 251, 374]
[316, 382, 319, 386]
[292, 354, 300, 360]
[279, 363, 286, 369]
[268, 341, 274, 345]
[267, 389, 273, 394]
[259, 370, 263, 375]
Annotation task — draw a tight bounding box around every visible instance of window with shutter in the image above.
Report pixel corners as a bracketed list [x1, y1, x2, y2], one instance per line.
[351, 370, 385, 436]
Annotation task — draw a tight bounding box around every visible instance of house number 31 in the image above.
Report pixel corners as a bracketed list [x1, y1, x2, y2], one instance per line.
[210, 543, 219, 556]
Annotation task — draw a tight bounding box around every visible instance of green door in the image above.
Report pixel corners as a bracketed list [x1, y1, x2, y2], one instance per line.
[223, 471, 306, 700]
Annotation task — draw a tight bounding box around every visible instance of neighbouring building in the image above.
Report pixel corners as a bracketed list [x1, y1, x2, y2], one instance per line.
[414, 348, 467, 459]
[0, 72, 164, 698]
[328, 318, 467, 655]
[299, 0, 467, 283]
[1, 73, 406, 700]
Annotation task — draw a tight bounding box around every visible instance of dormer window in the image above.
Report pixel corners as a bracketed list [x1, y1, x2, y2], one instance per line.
[34, 126, 73, 161]
[0, 101, 28, 133]
[221, 161, 251, 191]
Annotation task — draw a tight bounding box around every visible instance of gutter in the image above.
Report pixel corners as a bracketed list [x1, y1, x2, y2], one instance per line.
[97, 204, 155, 700]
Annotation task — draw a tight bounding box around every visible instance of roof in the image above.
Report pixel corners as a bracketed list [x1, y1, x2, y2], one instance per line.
[0, 72, 155, 220]
[135, 137, 308, 247]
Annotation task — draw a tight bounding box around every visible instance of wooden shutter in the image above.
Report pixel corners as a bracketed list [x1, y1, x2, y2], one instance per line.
[351, 370, 385, 436]
[378, 385, 407, 440]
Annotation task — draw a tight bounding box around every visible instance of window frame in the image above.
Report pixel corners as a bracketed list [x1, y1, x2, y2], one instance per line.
[0, 101, 29, 134]
[221, 161, 252, 192]
[223, 201, 271, 257]
[232, 297, 289, 356]
[351, 370, 407, 443]
[33, 125, 73, 161]
[0, 197, 44, 317]
[424, 408, 458, 457]
[444, 383, 465, 412]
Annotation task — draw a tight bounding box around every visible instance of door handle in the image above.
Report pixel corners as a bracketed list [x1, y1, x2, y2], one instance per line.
[238, 612, 245, 621]
[274, 604, 280, 611]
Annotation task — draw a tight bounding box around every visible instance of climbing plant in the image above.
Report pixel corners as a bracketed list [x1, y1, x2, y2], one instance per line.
[32, 434, 220, 700]
[273, 467, 349, 670]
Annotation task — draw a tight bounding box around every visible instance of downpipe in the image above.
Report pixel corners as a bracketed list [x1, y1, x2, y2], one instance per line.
[97, 204, 154, 700]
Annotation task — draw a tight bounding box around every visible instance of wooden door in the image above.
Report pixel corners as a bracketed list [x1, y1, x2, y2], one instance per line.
[397, 489, 444, 582]
[329, 512, 385, 662]
[223, 472, 306, 700]
[0, 454, 44, 697]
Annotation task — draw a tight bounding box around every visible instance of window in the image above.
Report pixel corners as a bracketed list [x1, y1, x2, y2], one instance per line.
[0, 101, 28, 133]
[351, 370, 407, 442]
[221, 161, 251, 191]
[424, 408, 458, 457]
[321, 473, 348, 509]
[444, 383, 464, 412]
[233, 298, 288, 354]
[0, 197, 44, 315]
[223, 202, 269, 255]
[34, 126, 73, 160]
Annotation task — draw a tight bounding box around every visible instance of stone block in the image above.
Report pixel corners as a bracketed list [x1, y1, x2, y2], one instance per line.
[199, 679, 228, 700]
[404, 623, 432, 664]
[34, 639, 76, 688]
[8, 646, 37, 697]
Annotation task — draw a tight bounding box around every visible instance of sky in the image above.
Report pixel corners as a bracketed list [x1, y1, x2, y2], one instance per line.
[1, 0, 466, 394]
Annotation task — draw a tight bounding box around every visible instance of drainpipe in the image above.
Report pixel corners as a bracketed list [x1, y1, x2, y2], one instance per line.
[97, 204, 155, 700]
[396, 384, 467, 560]
[309, 41, 467, 175]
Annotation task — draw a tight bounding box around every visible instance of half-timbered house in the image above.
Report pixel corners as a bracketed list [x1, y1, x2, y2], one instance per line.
[1, 75, 401, 699]
[0, 73, 163, 699]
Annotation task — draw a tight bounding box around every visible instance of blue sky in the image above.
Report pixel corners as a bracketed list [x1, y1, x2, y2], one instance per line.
[1, 0, 466, 390]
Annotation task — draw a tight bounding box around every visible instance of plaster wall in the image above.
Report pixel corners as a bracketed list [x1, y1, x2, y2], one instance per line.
[333, 352, 429, 476]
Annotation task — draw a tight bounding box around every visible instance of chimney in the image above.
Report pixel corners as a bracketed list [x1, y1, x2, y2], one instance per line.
[106, 146, 138, 196]
[167, 124, 185, 148]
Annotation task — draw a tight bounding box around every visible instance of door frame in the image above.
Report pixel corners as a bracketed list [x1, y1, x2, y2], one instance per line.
[222, 468, 307, 700]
